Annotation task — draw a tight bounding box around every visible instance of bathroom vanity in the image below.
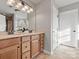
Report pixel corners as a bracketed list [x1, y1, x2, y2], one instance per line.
[0, 32, 44, 59]
[0, 4, 45, 59]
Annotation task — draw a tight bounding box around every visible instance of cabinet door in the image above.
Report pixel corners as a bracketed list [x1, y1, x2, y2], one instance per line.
[32, 39, 40, 58]
[0, 45, 20, 59]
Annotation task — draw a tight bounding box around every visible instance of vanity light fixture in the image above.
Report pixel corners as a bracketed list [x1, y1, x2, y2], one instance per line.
[7, 0, 33, 13]
[21, 7, 26, 11]
[24, 5, 29, 10]
[27, 10, 30, 13]
[29, 8, 33, 12]
[27, 8, 33, 13]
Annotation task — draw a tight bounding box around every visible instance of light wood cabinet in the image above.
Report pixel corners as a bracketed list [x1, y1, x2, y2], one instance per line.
[22, 41, 30, 53]
[40, 33, 44, 51]
[31, 35, 40, 58]
[32, 40, 40, 57]
[22, 36, 30, 43]
[0, 45, 20, 59]
[22, 51, 30, 59]
[21, 36, 31, 59]
[0, 38, 21, 59]
[0, 33, 44, 59]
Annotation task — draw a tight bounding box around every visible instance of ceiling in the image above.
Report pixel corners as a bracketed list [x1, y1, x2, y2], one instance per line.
[0, 0, 79, 14]
[0, 0, 32, 14]
[29, 0, 42, 4]
[0, 0, 41, 14]
[0, 0, 15, 14]
[55, 0, 79, 8]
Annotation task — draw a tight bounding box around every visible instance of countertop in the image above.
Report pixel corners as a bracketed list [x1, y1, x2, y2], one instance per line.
[0, 32, 44, 40]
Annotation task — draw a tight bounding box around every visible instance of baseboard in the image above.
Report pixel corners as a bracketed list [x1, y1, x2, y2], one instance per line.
[75, 47, 79, 50]
[43, 49, 51, 55]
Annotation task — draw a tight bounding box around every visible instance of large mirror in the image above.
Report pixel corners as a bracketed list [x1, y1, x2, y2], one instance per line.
[0, 0, 34, 34]
[0, 13, 14, 34]
[0, 12, 29, 34]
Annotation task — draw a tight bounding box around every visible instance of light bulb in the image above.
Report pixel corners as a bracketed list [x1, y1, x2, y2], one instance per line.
[22, 5, 30, 12]
[8, 0, 15, 2]
[7, 0, 15, 6]
[17, 2, 22, 6]
[21, 5, 29, 11]
[30, 8, 33, 12]
[27, 10, 30, 13]
[22, 8, 26, 11]
[24, 6, 29, 9]
[7, 1, 12, 5]
[15, 2, 22, 9]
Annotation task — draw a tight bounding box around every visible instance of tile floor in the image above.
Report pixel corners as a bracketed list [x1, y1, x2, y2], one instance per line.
[35, 45, 79, 59]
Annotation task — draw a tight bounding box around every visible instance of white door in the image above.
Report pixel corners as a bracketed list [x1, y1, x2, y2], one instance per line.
[59, 9, 78, 48]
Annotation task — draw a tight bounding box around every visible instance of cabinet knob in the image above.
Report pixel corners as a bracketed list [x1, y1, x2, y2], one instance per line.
[25, 56, 27, 59]
[25, 46, 27, 48]
[18, 46, 20, 48]
[73, 30, 76, 32]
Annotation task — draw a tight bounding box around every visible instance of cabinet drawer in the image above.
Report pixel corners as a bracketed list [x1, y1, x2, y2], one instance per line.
[0, 45, 20, 59]
[22, 36, 30, 42]
[0, 37, 20, 49]
[22, 51, 30, 59]
[22, 41, 30, 53]
[32, 35, 39, 40]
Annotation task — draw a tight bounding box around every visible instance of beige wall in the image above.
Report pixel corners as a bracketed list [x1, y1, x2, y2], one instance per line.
[36, 0, 51, 53]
